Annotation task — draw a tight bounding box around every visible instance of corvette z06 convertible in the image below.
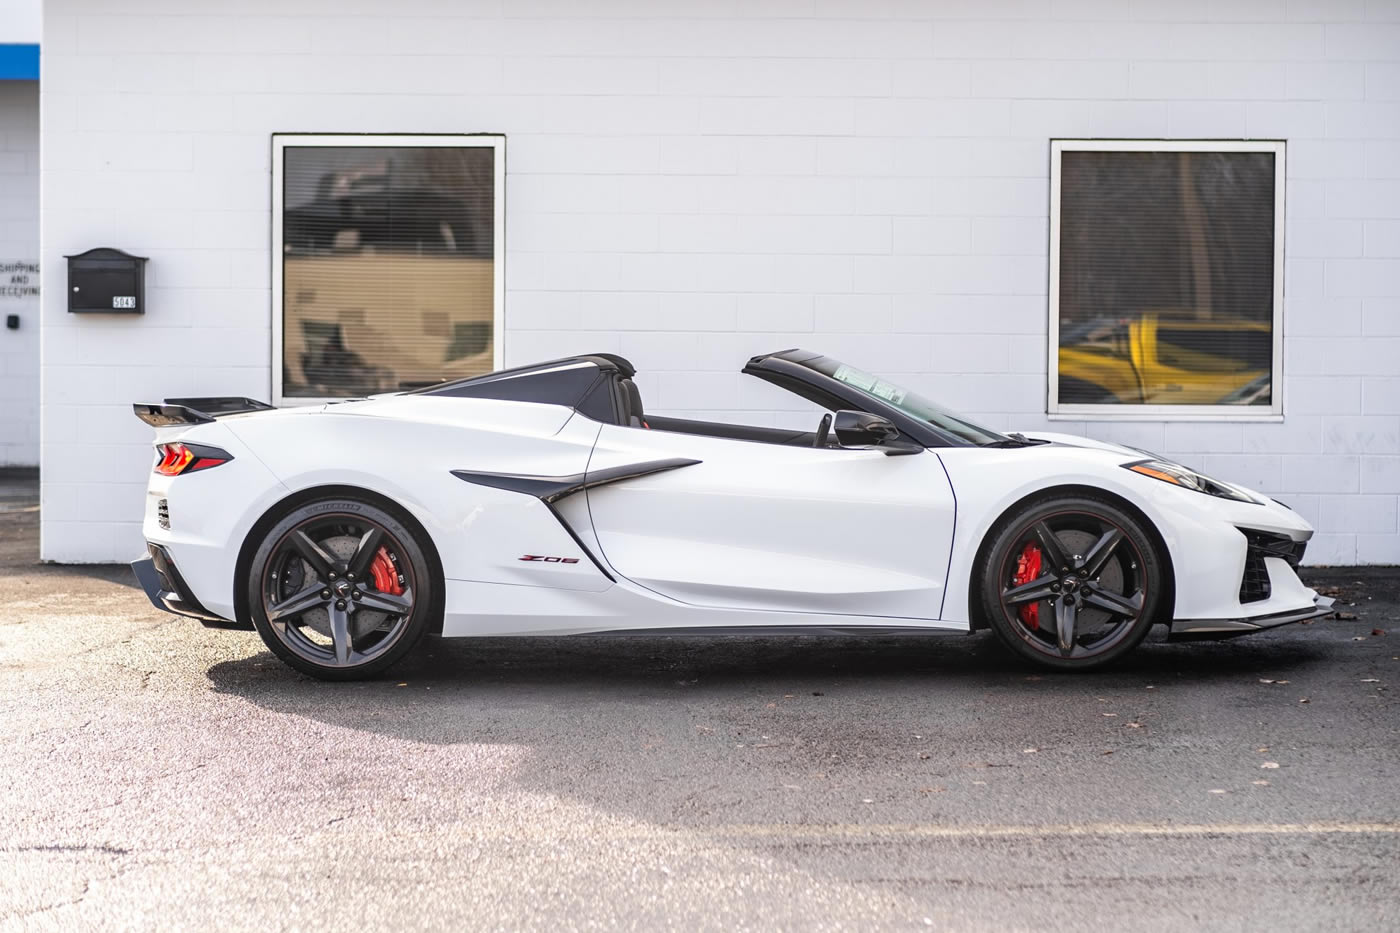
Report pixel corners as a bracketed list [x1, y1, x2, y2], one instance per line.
[132, 350, 1332, 680]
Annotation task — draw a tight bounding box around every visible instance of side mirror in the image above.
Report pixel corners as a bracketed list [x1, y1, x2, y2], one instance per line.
[832, 409, 922, 455]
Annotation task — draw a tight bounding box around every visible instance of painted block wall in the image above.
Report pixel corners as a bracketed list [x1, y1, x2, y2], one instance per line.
[40, 0, 1400, 564]
[0, 0, 42, 45]
[0, 80, 38, 466]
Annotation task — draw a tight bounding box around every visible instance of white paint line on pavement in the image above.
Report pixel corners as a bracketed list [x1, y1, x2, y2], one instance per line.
[712, 822, 1400, 841]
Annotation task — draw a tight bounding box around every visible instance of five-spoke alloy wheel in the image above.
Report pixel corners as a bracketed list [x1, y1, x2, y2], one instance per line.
[978, 495, 1164, 670]
[246, 498, 435, 680]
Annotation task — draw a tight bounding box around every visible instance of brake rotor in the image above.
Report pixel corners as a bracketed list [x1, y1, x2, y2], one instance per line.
[292, 534, 390, 640]
[1049, 528, 1124, 636]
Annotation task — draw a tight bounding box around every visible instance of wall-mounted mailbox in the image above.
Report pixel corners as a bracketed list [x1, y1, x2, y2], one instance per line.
[65, 248, 148, 314]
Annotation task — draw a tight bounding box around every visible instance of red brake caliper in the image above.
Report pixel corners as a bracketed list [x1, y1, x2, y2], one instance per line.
[369, 546, 404, 596]
[1013, 542, 1042, 630]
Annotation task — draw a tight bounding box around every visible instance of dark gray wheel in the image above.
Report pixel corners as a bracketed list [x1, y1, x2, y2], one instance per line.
[977, 495, 1164, 671]
[247, 498, 433, 680]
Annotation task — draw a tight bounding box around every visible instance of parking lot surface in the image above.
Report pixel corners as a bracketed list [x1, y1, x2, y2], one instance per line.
[1, 473, 1397, 931]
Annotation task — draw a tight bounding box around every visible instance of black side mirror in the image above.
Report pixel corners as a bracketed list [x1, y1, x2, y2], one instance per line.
[832, 409, 896, 446]
[831, 410, 920, 456]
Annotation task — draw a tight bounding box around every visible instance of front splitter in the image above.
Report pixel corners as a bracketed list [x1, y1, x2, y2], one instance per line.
[1167, 595, 1336, 641]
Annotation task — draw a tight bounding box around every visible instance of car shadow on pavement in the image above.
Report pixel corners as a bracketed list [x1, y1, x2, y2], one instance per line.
[198, 629, 1346, 853]
[205, 629, 1330, 746]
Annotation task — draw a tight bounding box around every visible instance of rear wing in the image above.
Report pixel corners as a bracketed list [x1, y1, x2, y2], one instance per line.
[133, 397, 274, 428]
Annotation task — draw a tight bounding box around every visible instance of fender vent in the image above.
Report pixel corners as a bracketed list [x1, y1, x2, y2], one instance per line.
[157, 498, 170, 530]
[1239, 529, 1306, 604]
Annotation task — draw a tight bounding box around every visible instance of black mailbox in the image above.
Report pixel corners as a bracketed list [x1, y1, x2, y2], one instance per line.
[65, 248, 148, 314]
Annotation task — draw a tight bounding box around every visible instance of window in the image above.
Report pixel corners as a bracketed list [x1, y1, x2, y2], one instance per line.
[272, 134, 504, 404]
[1049, 140, 1284, 420]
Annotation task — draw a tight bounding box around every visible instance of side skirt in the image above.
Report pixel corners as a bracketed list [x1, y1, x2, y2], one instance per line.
[577, 625, 974, 638]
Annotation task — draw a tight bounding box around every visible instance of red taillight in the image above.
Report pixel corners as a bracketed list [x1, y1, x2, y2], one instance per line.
[154, 443, 231, 476]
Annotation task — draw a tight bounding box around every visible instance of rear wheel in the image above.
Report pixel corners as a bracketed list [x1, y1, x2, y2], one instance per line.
[977, 495, 1164, 671]
[247, 498, 433, 680]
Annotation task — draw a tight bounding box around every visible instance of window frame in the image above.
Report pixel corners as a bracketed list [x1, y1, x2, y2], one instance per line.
[1047, 138, 1286, 422]
[270, 133, 506, 406]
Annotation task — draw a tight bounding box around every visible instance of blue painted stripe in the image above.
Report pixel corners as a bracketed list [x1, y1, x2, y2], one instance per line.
[0, 44, 39, 81]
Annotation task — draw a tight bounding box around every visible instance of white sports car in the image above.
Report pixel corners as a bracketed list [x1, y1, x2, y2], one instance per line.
[132, 349, 1332, 680]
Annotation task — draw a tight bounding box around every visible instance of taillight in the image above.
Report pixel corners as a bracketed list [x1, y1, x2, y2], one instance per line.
[154, 443, 232, 476]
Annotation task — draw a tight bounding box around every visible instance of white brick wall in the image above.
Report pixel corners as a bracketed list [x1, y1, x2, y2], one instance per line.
[0, 0, 41, 44]
[39, 0, 1400, 564]
[0, 80, 38, 466]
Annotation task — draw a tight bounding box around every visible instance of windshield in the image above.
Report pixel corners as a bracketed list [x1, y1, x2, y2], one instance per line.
[796, 355, 1010, 447]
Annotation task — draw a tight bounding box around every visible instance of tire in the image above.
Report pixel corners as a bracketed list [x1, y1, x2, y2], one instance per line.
[976, 494, 1164, 671]
[246, 497, 435, 681]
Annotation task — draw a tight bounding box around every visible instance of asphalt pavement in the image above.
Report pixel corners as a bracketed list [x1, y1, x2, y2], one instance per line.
[1, 470, 1397, 931]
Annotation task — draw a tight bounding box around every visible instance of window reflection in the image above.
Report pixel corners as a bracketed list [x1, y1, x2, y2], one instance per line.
[1057, 148, 1277, 407]
[280, 144, 497, 399]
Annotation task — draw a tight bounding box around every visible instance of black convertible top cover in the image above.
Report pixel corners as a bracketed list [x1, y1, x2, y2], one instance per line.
[411, 353, 635, 414]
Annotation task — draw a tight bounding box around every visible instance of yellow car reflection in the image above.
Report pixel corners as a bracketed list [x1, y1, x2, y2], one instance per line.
[1057, 312, 1271, 406]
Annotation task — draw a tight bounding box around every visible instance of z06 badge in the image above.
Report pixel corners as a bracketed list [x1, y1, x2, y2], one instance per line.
[519, 554, 579, 563]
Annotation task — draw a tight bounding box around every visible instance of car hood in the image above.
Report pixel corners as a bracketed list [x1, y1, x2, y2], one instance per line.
[1014, 431, 1145, 459]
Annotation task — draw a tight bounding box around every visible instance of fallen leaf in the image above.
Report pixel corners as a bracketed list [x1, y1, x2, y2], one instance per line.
[1276, 680, 1290, 685]
[1372, 629, 1386, 637]
[1102, 712, 1118, 717]
[1361, 678, 1380, 683]
[1253, 780, 1270, 786]
[1352, 636, 1367, 641]
[1023, 748, 1038, 754]
[919, 752, 930, 760]
[1259, 679, 1274, 684]
[972, 780, 987, 786]
[1261, 761, 1280, 769]
[1209, 789, 1227, 794]
[395, 683, 407, 687]
[1299, 697, 1311, 704]
[862, 798, 874, 803]
[1257, 746, 1270, 753]
[1126, 722, 1143, 729]
[1102, 749, 1114, 756]
[1336, 612, 1359, 620]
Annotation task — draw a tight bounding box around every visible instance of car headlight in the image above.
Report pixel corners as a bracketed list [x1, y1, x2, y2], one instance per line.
[1123, 459, 1258, 503]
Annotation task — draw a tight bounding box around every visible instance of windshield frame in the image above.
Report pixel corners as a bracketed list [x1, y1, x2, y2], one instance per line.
[742, 350, 1013, 449]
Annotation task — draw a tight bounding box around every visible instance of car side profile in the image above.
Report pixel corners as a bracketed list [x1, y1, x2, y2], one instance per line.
[131, 349, 1332, 680]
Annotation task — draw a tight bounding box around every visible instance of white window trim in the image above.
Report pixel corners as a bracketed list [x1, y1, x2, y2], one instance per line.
[270, 133, 506, 407]
[1047, 139, 1286, 423]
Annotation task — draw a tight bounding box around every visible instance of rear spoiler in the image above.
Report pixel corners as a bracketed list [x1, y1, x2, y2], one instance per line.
[133, 397, 274, 428]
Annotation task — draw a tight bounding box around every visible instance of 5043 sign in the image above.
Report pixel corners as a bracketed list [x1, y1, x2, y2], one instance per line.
[1, 261, 39, 300]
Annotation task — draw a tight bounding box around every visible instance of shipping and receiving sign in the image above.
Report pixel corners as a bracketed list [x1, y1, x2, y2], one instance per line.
[0, 262, 38, 299]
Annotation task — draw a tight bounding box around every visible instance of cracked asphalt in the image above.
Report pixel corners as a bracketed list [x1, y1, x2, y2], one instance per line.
[1, 469, 1398, 931]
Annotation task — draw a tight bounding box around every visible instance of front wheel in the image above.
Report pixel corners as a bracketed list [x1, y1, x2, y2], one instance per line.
[976, 495, 1165, 671]
[246, 498, 435, 680]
